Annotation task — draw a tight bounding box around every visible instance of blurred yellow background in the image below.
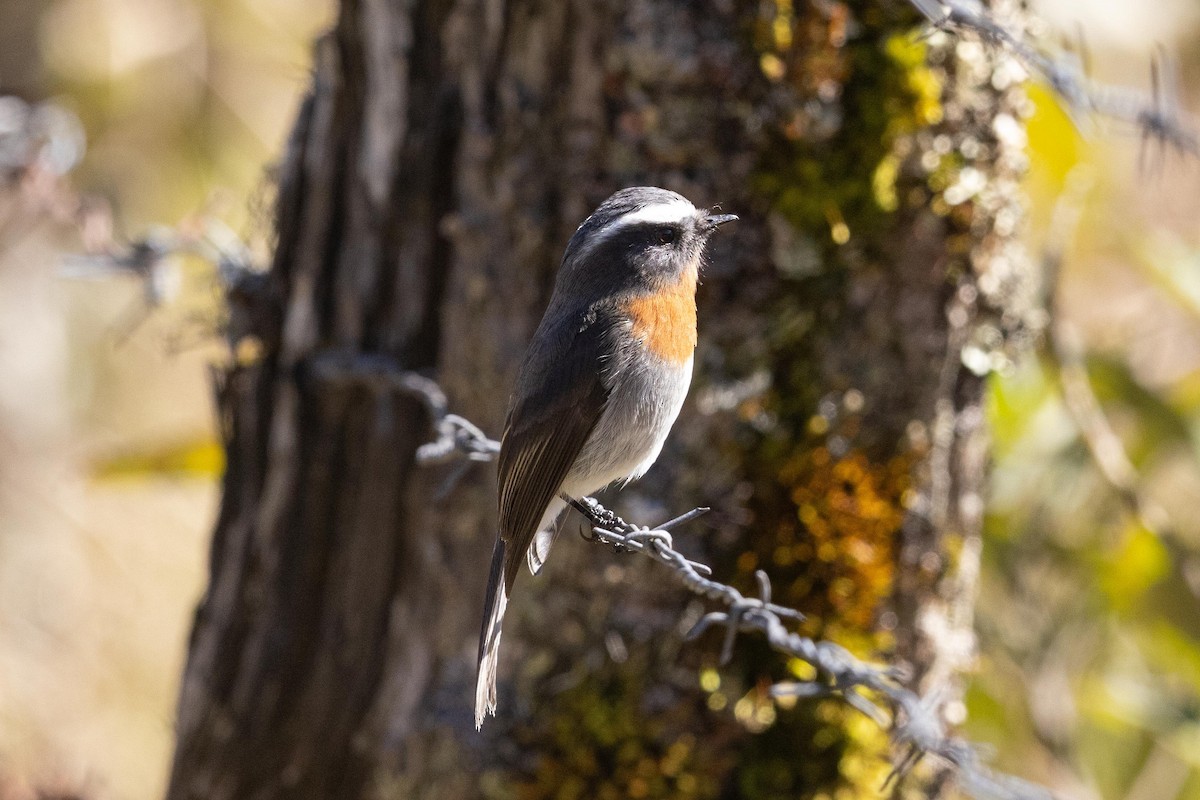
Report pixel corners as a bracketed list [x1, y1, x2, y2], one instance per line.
[0, 1, 1197, 799]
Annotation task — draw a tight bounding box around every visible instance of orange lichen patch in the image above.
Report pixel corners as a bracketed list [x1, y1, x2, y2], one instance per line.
[752, 447, 910, 633]
[624, 270, 698, 365]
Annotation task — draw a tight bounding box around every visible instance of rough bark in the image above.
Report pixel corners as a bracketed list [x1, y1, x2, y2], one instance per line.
[167, 1, 1029, 798]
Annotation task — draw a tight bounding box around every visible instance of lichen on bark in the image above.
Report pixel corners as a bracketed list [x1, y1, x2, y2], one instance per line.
[716, 0, 1036, 796]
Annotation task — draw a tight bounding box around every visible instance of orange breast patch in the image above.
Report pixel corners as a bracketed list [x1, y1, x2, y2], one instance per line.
[624, 272, 698, 364]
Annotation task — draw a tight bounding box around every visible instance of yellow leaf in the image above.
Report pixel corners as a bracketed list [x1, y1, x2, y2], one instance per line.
[1098, 524, 1169, 610]
[90, 438, 225, 479]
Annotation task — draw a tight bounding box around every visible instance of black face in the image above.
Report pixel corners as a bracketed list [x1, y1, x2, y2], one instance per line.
[555, 187, 737, 302]
[562, 217, 705, 296]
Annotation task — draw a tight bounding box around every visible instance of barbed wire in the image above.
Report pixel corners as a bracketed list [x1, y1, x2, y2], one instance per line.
[909, 0, 1199, 160]
[1, 94, 270, 347]
[567, 496, 1054, 800]
[349, 363, 1053, 799]
[306, 351, 501, 467]
[58, 219, 267, 343]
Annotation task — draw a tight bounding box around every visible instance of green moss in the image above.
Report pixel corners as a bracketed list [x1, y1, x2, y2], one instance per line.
[746, 2, 946, 432]
[753, 23, 940, 249]
[725, 3, 948, 797]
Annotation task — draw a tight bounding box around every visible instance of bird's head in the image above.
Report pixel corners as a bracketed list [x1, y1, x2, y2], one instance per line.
[557, 186, 737, 299]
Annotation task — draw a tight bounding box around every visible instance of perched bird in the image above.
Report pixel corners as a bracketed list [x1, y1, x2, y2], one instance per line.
[475, 186, 737, 728]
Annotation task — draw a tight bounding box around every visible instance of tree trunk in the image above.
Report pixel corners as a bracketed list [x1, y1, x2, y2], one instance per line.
[166, 1, 1029, 798]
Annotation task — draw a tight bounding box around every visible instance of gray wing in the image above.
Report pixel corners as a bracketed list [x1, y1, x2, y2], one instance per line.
[497, 304, 615, 589]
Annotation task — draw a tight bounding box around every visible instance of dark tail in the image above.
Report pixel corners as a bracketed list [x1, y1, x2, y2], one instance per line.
[475, 539, 508, 729]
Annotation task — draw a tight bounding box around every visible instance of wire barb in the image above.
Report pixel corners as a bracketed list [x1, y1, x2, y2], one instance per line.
[307, 353, 501, 472]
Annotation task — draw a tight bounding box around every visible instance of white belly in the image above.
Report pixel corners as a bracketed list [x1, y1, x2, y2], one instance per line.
[562, 353, 693, 498]
[524, 352, 694, 575]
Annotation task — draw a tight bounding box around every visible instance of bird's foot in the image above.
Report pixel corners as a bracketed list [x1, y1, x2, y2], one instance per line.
[565, 495, 632, 533]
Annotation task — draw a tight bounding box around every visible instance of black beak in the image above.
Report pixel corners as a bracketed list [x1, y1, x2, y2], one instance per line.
[703, 213, 738, 230]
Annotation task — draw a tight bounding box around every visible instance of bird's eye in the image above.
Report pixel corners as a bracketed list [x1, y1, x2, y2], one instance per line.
[656, 227, 676, 245]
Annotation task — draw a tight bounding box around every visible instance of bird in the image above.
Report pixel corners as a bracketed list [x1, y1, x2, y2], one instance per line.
[475, 186, 737, 729]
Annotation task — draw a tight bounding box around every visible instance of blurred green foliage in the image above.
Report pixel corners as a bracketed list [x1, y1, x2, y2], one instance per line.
[973, 78, 1200, 800]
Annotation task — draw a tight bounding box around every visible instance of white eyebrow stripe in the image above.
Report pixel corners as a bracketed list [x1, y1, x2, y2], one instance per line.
[610, 199, 697, 229]
[567, 197, 699, 264]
